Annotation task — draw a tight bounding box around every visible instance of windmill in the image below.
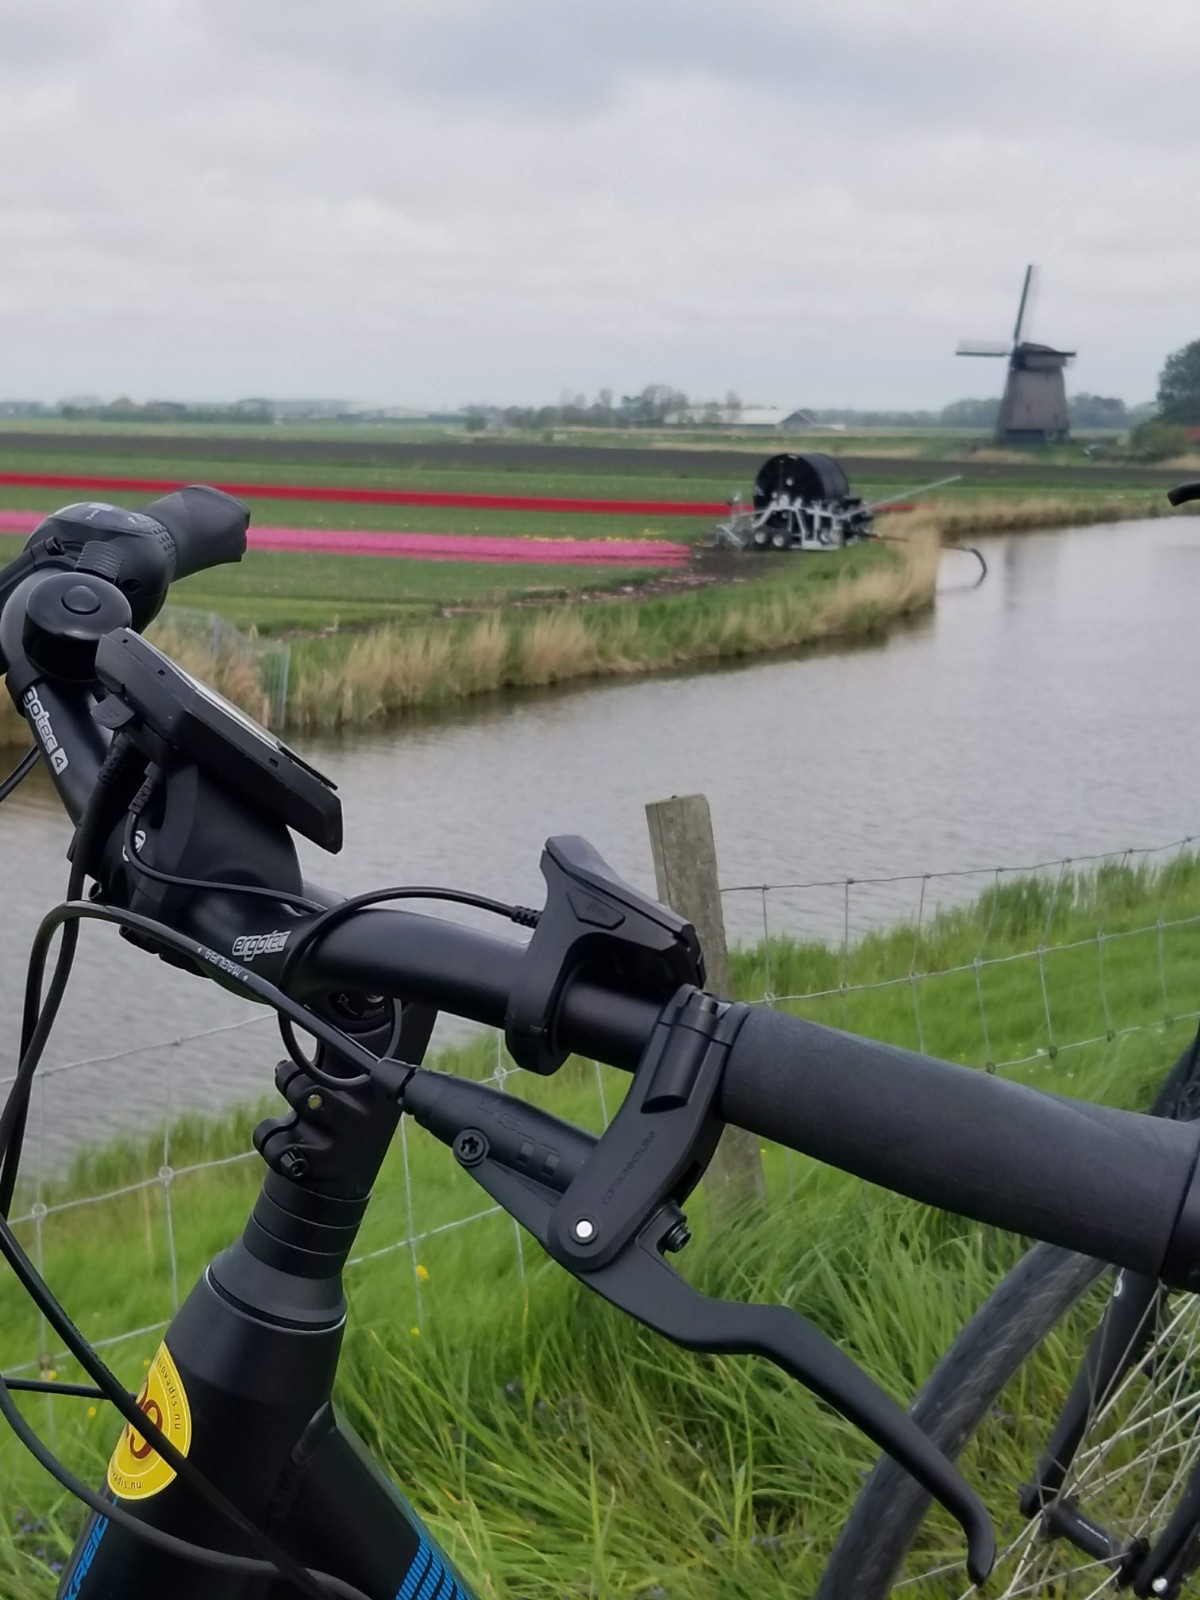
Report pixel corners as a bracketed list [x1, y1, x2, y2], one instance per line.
[957, 266, 1075, 443]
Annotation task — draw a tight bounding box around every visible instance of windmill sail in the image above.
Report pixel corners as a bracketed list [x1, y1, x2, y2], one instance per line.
[1012, 264, 1035, 347]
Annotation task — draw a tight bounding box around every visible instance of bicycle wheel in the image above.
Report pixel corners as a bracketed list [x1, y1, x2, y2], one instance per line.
[818, 1044, 1200, 1599]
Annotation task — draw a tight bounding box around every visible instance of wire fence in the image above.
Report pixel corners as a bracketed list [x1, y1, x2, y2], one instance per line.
[5, 831, 1200, 1389]
[157, 606, 291, 726]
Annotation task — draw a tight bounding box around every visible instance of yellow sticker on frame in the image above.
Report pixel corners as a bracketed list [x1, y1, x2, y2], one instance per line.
[106, 1342, 192, 1501]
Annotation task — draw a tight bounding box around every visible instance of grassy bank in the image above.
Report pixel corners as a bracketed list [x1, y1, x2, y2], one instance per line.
[909, 489, 1169, 542]
[2, 851, 1197, 1595]
[154, 490, 1183, 739]
[0, 536, 935, 747]
[283, 534, 937, 734]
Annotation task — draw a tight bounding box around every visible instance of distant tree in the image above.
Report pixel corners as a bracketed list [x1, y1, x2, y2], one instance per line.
[1157, 339, 1200, 425]
[1068, 393, 1128, 430]
[618, 384, 682, 425]
[940, 397, 1000, 429]
[1128, 418, 1191, 461]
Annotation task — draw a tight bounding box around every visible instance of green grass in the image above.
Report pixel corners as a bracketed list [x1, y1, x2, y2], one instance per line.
[0, 532, 662, 635]
[173, 551, 661, 634]
[0, 437, 1171, 537]
[2, 853, 1198, 1595]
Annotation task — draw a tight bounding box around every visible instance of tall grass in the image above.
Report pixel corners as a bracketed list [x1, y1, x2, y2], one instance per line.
[0, 540, 934, 749]
[907, 491, 1164, 542]
[2, 852, 1196, 1595]
[283, 535, 938, 734]
[0, 616, 275, 748]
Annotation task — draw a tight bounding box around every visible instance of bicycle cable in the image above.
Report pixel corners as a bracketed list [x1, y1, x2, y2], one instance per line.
[0, 791, 527, 1592]
[0, 1371, 373, 1600]
[118, 808, 535, 1079]
[122, 808, 326, 914]
[0, 736, 145, 1215]
[0, 897, 400, 1600]
[0, 746, 39, 804]
[276, 883, 538, 1077]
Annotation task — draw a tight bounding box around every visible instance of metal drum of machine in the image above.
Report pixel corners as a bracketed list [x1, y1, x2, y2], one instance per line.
[715, 452, 875, 551]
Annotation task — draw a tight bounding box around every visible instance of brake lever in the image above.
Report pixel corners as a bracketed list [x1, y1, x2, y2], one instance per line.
[575, 1206, 994, 1585]
[395, 986, 995, 1584]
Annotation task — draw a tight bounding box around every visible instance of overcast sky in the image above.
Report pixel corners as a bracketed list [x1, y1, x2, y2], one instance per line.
[2, 0, 1198, 409]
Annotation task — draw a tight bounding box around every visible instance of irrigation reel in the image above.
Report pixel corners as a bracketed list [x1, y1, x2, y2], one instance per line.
[714, 452, 985, 581]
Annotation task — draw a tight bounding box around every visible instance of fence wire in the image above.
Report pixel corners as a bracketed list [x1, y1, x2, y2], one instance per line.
[157, 606, 291, 726]
[4, 833, 1199, 1389]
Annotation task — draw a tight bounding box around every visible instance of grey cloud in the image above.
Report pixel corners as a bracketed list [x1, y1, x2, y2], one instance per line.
[0, 0, 108, 74]
[195, 0, 1200, 142]
[0, 0, 1197, 405]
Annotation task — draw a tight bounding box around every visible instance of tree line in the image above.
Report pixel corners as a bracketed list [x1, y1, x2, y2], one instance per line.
[470, 388, 1139, 432]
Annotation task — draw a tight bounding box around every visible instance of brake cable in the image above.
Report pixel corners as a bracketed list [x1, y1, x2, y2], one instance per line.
[0, 746, 38, 804]
[0, 895, 398, 1600]
[0, 1366, 373, 1600]
[0, 735, 146, 1214]
[276, 883, 538, 1076]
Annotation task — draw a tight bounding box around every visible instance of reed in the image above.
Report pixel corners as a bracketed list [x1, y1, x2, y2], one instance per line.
[908, 492, 1163, 541]
[0, 616, 275, 748]
[282, 538, 937, 734]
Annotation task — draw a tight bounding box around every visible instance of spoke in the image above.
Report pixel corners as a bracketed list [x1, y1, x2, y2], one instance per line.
[893, 1553, 969, 1590]
[1064, 1295, 1200, 1541]
[995, 1547, 1120, 1599]
[894, 1284, 1200, 1596]
[1126, 1298, 1200, 1526]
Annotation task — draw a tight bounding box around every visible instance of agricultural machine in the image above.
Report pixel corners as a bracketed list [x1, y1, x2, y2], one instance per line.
[714, 452, 960, 554]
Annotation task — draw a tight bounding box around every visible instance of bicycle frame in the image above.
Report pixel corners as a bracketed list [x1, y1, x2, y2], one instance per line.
[56, 1003, 479, 1600]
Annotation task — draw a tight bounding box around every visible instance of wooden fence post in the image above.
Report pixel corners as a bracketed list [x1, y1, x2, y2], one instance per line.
[645, 793, 766, 1207]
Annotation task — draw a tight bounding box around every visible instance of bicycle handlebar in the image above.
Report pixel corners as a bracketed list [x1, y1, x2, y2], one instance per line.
[139, 486, 249, 580]
[719, 1007, 1200, 1283]
[291, 904, 1200, 1286]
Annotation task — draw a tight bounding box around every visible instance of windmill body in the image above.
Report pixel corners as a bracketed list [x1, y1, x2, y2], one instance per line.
[957, 267, 1075, 444]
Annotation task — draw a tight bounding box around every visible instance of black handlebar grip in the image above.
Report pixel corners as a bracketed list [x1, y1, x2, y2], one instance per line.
[720, 1007, 1200, 1279]
[140, 485, 249, 580]
[1168, 480, 1200, 507]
